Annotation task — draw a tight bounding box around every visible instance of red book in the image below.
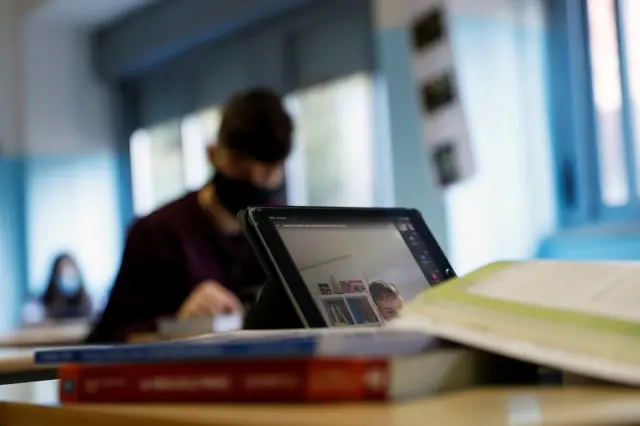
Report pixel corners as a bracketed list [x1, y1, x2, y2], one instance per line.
[58, 349, 484, 403]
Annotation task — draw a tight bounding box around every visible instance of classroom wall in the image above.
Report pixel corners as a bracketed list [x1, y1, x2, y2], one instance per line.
[374, 0, 554, 275]
[0, 0, 556, 330]
[0, 1, 124, 330]
[374, 6, 449, 254]
[0, 157, 26, 333]
[22, 14, 124, 304]
[0, 0, 40, 332]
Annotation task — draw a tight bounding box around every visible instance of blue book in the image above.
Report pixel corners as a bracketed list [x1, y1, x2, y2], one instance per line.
[34, 328, 437, 365]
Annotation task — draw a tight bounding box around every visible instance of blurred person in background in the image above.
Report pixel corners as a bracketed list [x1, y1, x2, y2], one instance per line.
[22, 253, 93, 325]
[86, 87, 292, 343]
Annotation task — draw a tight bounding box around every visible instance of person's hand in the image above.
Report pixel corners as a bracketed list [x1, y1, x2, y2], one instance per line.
[177, 281, 243, 319]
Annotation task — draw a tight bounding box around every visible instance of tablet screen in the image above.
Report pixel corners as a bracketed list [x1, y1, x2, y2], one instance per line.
[272, 216, 448, 326]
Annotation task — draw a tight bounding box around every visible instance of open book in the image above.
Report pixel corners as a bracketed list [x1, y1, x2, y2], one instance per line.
[393, 260, 640, 386]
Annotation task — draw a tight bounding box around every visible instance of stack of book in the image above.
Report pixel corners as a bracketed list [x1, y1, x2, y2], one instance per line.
[38, 329, 500, 403]
[35, 260, 640, 403]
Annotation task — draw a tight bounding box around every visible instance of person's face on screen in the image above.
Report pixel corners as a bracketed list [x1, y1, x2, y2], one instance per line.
[375, 295, 405, 321]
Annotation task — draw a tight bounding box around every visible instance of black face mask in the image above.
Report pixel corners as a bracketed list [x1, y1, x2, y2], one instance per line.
[212, 172, 281, 215]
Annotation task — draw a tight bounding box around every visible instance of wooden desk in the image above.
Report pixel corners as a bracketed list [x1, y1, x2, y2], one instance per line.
[0, 322, 90, 348]
[0, 380, 57, 405]
[0, 349, 56, 385]
[1, 385, 639, 425]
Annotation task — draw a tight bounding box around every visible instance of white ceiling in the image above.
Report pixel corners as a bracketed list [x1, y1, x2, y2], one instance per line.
[30, 0, 157, 28]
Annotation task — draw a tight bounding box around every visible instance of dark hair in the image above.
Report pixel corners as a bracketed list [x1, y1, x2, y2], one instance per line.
[42, 253, 88, 307]
[368, 280, 401, 301]
[218, 87, 293, 163]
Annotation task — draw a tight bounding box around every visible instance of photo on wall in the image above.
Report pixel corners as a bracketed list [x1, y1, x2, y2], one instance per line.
[406, 0, 475, 187]
[433, 142, 461, 186]
[421, 73, 456, 115]
[411, 7, 446, 51]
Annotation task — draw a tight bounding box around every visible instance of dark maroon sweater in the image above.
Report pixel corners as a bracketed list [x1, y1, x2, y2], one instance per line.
[86, 192, 265, 343]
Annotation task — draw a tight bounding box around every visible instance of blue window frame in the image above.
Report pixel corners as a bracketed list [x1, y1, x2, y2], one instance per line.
[548, 0, 640, 228]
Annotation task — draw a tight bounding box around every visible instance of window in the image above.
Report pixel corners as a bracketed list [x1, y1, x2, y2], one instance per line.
[130, 120, 184, 216]
[25, 156, 122, 310]
[122, 0, 374, 216]
[587, 0, 628, 207]
[130, 73, 375, 213]
[286, 73, 375, 206]
[554, 0, 640, 225]
[621, 0, 640, 193]
[181, 107, 222, 190]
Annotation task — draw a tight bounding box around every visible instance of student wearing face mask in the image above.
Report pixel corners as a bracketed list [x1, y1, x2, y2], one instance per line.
[23, 253, 93, 323]
[86, 88, 292, 343]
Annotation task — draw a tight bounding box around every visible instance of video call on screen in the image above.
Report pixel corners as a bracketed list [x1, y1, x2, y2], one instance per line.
[273, 217, 445, 327]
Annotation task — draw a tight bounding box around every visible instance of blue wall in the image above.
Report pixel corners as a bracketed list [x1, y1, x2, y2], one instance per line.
[0, 156, 27, 331]
[0, 153, 125, 330]
[23, 154, 124, 309]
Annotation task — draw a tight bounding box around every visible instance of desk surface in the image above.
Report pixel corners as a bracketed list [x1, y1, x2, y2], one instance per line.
[0, 322, 89, 348]
[0, 380, 58, 405]
[0, 349, 37, 374]
[0, 349, 57, 385]
[1, 384, 640, 426]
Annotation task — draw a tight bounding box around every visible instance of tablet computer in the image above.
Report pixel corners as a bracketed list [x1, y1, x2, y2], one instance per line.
[241, 206, 456, 330]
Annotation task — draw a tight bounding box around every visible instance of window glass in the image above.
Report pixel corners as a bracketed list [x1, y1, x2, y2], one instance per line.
[587, 0, 629, 206]
[130, 119, 183, 216]
[286, 73, 375, 207]
[25, 157, 122, 312]
[621, 0, 640, 194]
[181, 107, 222, 190]
[130, 74, 375, 213]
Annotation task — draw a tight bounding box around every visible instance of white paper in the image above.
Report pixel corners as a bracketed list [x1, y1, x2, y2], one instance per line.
[394, 309, 640, 386]
[186, 325, 407, 343]
[467, 261, 640, 323]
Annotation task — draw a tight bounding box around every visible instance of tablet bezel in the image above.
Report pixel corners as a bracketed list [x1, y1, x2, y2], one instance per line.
[245, 206, 456, 328]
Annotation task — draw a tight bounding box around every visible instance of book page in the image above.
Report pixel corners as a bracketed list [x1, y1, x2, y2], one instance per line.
[397, 260, 640, 385]
[185, 326, 418, 343]
[395, 298, 640, 385]
[467, 261, 640, 323]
